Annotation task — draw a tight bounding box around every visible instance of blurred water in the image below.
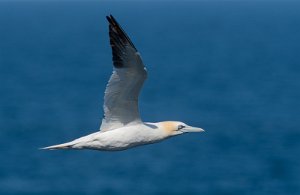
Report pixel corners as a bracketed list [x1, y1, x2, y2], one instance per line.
[0, 1, 299, 194]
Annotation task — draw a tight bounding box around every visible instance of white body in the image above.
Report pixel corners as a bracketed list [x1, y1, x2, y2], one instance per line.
[44, 121, 204, 151]
[50, 123, 169, 151]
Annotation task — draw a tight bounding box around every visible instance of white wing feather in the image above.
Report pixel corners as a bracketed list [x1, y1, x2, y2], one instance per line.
[100, 15, 147, 132]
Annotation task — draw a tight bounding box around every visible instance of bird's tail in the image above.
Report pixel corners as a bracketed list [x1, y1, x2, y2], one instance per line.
[40, 142, 74, 150]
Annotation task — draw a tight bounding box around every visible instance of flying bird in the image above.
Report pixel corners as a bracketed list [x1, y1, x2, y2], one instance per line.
[43, 15, 204, 151]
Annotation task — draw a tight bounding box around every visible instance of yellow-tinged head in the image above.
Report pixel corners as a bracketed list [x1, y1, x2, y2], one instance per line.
[159, 121, 204, 137]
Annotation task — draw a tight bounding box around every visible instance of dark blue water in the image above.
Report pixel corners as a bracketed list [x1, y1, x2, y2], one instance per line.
[0, 1, 299, 194]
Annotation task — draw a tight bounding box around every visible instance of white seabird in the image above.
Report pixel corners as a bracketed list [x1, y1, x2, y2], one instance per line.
[43, 15, 204, 151]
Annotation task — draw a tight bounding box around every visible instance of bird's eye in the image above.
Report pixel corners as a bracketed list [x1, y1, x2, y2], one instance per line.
[177, 125, 185, 130]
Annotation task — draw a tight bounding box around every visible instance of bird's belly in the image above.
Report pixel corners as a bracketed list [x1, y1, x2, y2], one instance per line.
[99, 135, 155, 151]
[84, 128, 163, 151]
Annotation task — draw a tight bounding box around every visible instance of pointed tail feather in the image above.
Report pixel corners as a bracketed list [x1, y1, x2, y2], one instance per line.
[40, 142, 74, 150]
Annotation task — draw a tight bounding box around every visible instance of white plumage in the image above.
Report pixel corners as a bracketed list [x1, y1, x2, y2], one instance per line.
[42, 15, 204, 151]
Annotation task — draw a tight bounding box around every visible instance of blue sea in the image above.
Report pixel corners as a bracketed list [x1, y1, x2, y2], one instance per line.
[0, 1, 299, 194]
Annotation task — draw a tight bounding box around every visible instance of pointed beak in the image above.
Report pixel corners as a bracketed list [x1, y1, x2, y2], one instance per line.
[181, 126, 205, 133]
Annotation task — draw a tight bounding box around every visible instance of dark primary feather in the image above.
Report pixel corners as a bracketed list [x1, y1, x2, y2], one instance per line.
[106, 15, 137, 68]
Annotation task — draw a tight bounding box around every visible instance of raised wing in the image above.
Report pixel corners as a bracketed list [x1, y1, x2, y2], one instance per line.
[100, 15, 147, 132]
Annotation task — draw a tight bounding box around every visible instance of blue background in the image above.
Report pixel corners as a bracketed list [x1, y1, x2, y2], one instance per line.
[0, 1, 299, 194]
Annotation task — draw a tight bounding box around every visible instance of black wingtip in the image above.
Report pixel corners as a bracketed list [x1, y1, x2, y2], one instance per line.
[106, 15, 121, 28]
[106, 15, 113, 23]
[106, 15, 139, 68]
[106, 15, 116, 25]
[106, 15, 137, 51]
[110, 15, 116, 22]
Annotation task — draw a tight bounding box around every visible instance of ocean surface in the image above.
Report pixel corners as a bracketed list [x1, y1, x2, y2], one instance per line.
[0, 1, 299, 194]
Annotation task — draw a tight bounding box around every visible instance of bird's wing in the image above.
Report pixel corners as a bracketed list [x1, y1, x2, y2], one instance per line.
[100, 15, 147, 132]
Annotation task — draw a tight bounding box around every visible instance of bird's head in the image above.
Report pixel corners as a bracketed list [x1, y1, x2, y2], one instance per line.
[159, 121, 204, 137]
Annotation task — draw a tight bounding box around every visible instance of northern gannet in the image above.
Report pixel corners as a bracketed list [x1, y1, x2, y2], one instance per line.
[43, 15, 204, 151]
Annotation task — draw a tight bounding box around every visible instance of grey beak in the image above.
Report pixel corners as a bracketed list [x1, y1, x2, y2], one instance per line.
[181, 126, 205, 133]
